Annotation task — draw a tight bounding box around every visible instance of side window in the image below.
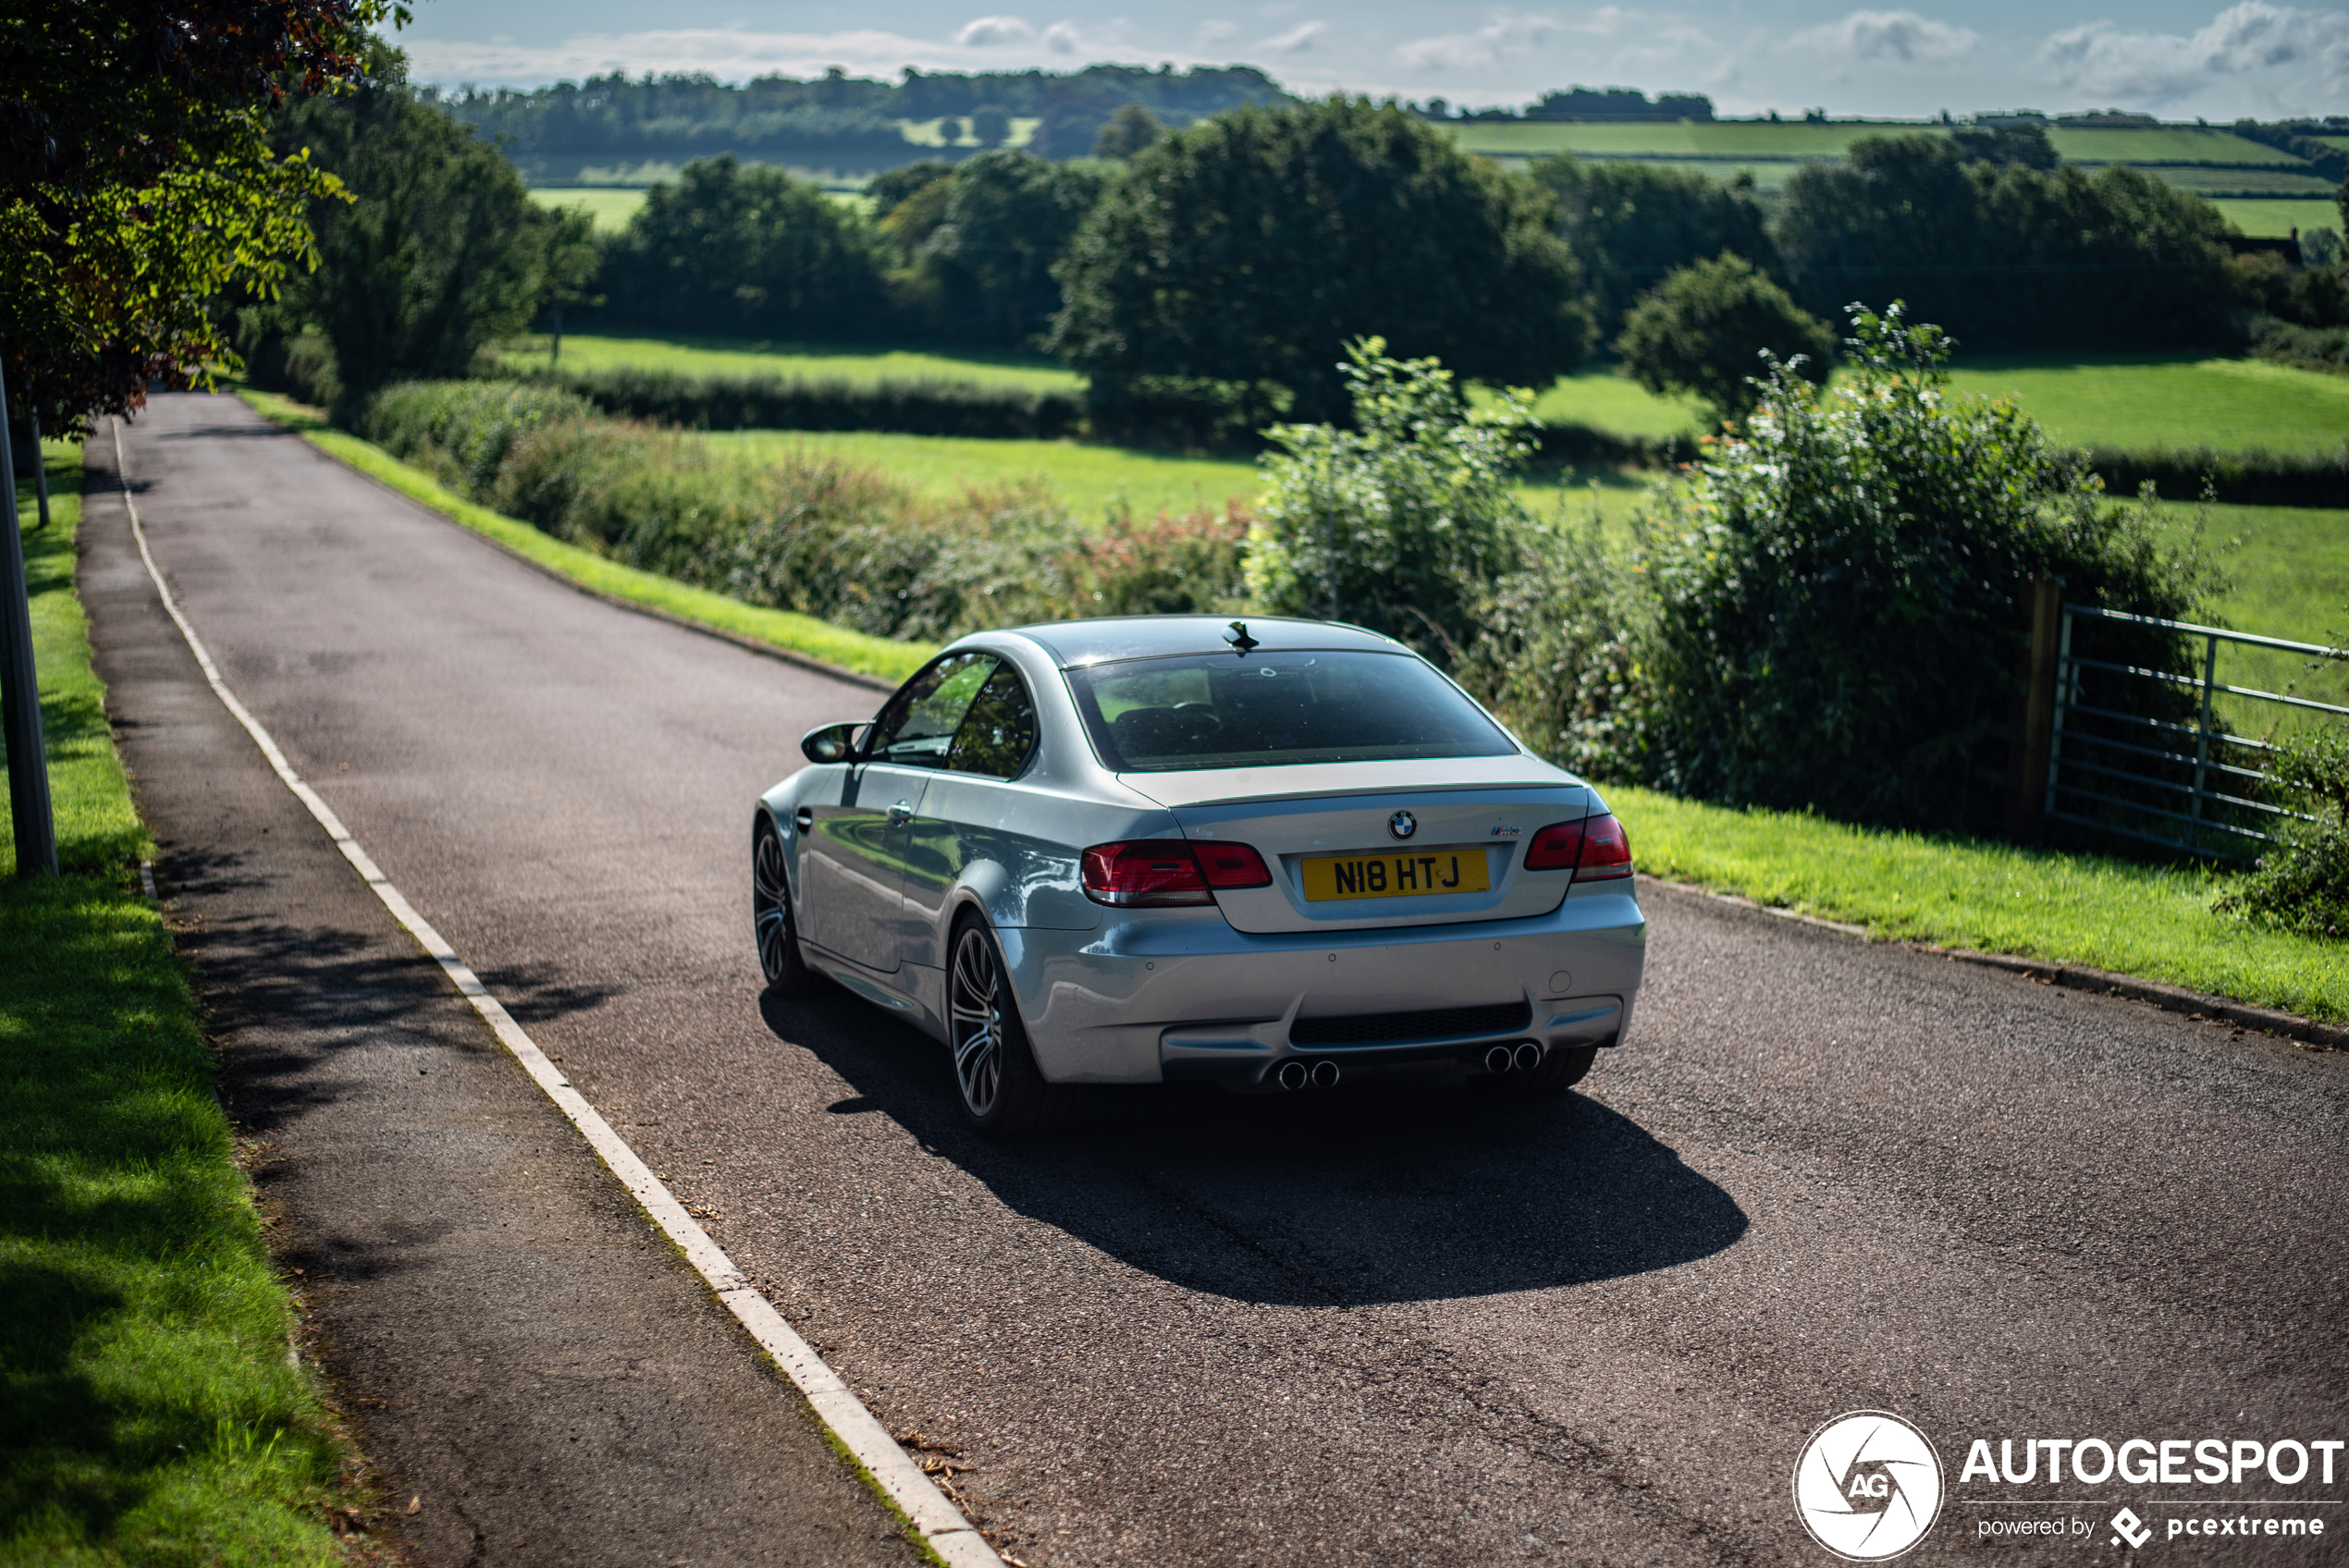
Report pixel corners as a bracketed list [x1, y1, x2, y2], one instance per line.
[867, 654, 997, 768]
[947, 665, 1039, 779]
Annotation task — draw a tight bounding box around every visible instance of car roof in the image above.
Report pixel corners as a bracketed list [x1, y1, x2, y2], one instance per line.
[1002, 615, 1410, 668]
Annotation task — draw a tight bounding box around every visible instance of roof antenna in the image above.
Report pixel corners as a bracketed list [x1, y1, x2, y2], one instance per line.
[1224, 620, 1260, 655]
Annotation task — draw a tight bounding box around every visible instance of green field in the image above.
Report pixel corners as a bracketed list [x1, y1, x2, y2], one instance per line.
[1439, 119, 2298, 167]
[1940, 355, 2349, 452]
[2213, 198, 2342, 236]
[503, 332, 1084, 392]
[898, 116, 1039, 149]
[528, 186, 647, 232]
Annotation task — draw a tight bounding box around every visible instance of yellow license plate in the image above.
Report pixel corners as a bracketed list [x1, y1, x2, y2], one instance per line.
[1300, 849, 1490, 901]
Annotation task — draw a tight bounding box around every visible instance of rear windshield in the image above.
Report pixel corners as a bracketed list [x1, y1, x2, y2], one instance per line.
[1064, 650, 1518, 773]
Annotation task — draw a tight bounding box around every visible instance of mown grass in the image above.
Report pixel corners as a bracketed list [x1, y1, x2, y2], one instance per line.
[699, 425, 1663, 533]
[523, 187, 648, 232]
[1530, 354, 2349, 453]
[497, 332, 1083, 393]
[2, 447, 361, 1565]
[236, 388, 937, 685]
[2211, 198, 2343, 237]
[1615, 782, 2349, 1022]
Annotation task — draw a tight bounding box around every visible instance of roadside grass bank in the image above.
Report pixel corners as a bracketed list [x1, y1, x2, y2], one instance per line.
[1615, 784, 2349, 1023]
[236, 388, 935, 685]
[2, 447, 363, 1564]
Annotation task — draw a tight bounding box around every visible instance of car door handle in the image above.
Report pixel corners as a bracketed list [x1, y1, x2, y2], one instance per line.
[794, 806, 813, 835]
[886, 801, 913, 827]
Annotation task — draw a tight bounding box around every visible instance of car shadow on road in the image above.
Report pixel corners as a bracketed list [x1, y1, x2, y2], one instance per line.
[760, 986, 1748, 1307]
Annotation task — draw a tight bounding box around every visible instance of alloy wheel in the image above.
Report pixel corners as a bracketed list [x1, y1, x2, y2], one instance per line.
[949, 925, 1005, 1119]
[753, 824, 793, 985]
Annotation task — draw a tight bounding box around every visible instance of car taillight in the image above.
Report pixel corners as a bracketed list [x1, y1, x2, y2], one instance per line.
[1575, 814, 1632, 879]
[1081, 839, 1270, 905]
[1523, 814, 1633, 880]
[1192, 842, 1273, 888]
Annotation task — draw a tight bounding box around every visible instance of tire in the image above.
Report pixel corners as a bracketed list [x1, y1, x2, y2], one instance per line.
[1485, 1042, 1600, 1096]
[946, 917, 1083, 1138]
[752, 815, 812, 996]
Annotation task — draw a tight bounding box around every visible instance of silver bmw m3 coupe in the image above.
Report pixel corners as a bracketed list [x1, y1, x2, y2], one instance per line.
[752, 616, 1646, 1136]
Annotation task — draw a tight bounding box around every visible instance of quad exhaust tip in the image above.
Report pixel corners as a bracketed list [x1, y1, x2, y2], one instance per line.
[1275, 1060, 1342, 1091]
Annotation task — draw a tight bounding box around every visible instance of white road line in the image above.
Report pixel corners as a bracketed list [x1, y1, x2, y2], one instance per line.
[113, 419, 1001, 1568]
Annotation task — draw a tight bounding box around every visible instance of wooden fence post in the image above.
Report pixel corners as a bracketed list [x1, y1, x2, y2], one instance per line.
[2005, 576, 2062, 843]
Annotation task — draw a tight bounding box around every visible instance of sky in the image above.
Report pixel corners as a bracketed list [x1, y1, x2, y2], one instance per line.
[398, 0, 2349, 121]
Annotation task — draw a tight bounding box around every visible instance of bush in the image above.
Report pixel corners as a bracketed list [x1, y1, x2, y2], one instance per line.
[1616, 253, 1835, 424]
[2085, 436, 2349, 508]
[1246, 338, 1534, 658]
[2249, 314, 2349, 379]
[352, 378, 1247, 642]
[536, 365, 1083, 439]
[1619, 304, 2215, 827]
[2219, 725, 2349, 940]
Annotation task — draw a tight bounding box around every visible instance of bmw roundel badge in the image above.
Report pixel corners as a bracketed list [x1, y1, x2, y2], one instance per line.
[1388, 810, 1418, 840]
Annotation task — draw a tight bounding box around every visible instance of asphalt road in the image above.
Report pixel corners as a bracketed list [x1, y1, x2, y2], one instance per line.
[85, 394, 2349, 1567]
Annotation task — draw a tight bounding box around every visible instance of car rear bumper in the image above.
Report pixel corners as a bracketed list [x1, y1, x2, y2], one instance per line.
[998, 883, 1646, 1084]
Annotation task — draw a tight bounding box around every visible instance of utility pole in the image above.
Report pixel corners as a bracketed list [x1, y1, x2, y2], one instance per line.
[0, 360, 58, 876]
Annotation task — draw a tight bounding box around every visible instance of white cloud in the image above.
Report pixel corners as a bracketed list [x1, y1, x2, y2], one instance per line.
[953, 15, 1035, 47]
[403, 24, 1211, 87]
[1793, 10, 1978, 64]
[2037, 2, 2349, 104]
[1195, 18, 1237, 46]
[1259, 21, 1328, 55]
[1394, 12, 1563, 71]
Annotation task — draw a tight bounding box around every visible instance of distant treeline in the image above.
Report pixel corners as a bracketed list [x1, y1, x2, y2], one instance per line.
[239, 55, 2348, 484]
[432, 64, 1290, 175]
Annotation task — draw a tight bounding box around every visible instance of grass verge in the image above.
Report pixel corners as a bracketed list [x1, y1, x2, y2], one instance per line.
[1614, 783, 2349, 1023]
[3, 445, 363, 1563]
[235, 388, 935, 687]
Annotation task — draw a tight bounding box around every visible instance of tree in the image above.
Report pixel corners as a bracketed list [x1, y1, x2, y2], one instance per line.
[249, 46, 572, 416]
[1525, 155, 1779, 341]
[2, 0, 397, 435]
[594, 155, 891, 339]
[2, 0, 396, 876]
[1052, 98, 1592, 425]
[971, 105, 1012, 149]
[1616, 253, 1834, 423]
[1246, 338, 1536, 658]
[1777, 133, 2234, 349]
[1091, 104, 1163, 160]
[906, 153, 1114, 348]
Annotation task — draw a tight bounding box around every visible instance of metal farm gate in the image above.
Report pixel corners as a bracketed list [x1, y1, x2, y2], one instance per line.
[2035, 600, 2347, 859]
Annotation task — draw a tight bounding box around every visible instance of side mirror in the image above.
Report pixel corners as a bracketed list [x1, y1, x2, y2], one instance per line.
[801, 721, 867, 766]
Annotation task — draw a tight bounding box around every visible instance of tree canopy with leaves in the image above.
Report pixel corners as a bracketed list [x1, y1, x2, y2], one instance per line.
[1052, 99, 1591, 423]
[1, 0, 402, 435]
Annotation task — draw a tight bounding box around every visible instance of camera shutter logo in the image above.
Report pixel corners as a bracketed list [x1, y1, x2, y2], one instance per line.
[1792, 1411, 1944, 1562]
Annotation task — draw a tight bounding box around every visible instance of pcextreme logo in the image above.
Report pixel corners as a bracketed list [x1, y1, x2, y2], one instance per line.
[1793, 1411, 1946, 1562]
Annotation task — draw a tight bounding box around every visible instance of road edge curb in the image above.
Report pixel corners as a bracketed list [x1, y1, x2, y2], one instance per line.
[109, 418, 1001, 1568]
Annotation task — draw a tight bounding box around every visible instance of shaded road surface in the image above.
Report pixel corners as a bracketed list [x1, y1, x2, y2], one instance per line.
[88, 394, 2349, 1566]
